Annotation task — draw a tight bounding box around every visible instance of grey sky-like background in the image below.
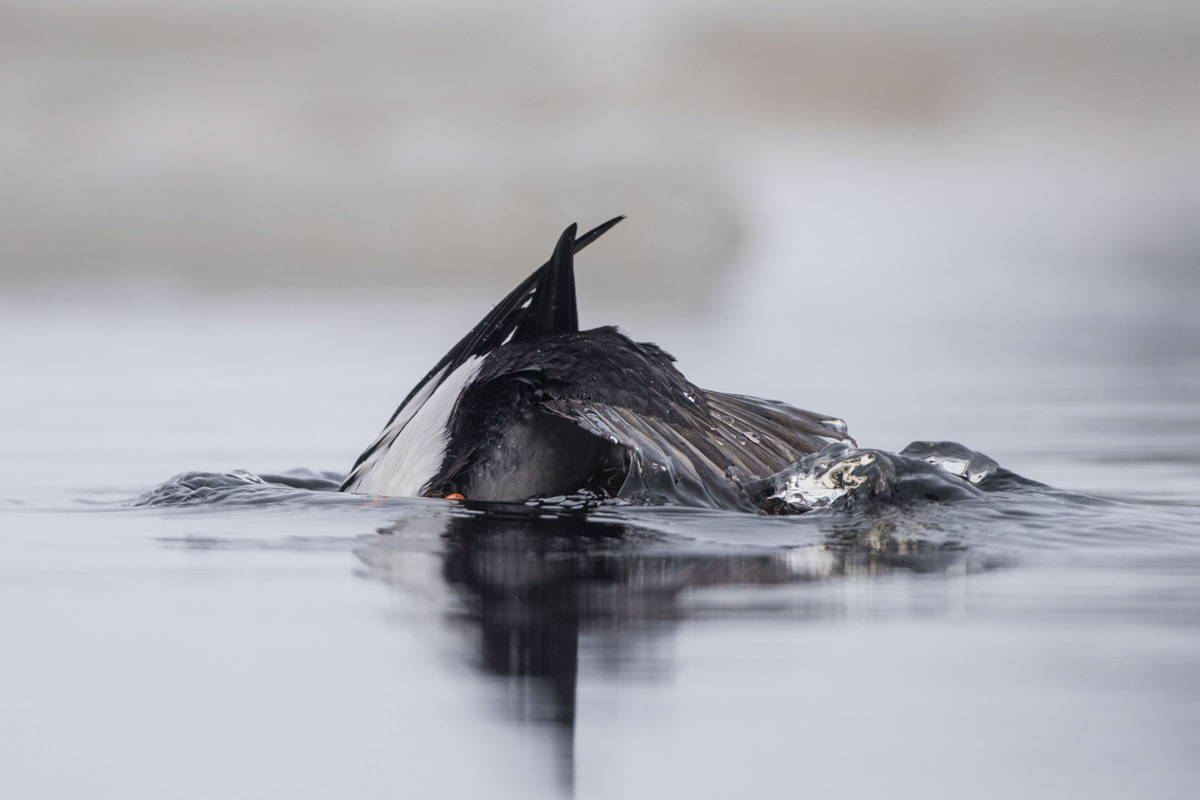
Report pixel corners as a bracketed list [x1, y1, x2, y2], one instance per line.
[3, 0, 1197, 309]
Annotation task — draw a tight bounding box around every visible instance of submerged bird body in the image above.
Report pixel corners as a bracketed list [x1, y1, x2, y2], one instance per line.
[341, 219, 851, 511]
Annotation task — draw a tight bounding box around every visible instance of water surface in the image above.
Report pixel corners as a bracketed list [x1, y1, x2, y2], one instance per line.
[2, 268, 1199, 798]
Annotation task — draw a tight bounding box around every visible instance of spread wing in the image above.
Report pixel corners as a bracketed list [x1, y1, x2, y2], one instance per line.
[543, 389, 851, 511]
[461, 327, 853, 510]
[702, 391, 853, 474]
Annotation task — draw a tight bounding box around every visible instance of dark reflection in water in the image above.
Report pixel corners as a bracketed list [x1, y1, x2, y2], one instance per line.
[133, 462, 1200, 795]
[360, 503, 976, 794]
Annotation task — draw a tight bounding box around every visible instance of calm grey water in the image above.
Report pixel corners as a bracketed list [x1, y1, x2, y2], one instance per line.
[3, 259, 1200, 799]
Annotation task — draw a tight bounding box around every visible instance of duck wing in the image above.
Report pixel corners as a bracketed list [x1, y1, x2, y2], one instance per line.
[543, 390, 851, 511]
[474, 328, 853, 510]
[700, 390, 853, 474]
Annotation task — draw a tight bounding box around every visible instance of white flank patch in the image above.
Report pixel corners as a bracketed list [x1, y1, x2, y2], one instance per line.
[346, 356, 484, 497]
[342, 367, 447, 491]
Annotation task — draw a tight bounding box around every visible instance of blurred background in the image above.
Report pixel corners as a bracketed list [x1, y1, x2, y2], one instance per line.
[4, 0, 1198, 296]
[3, 0, 1199, 491]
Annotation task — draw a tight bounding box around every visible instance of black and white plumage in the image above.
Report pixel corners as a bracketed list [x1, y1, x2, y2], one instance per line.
[340, 218, 852, 511]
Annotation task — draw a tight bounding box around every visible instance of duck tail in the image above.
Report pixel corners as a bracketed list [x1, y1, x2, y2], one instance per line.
[513, 216, 624, 341]
[514, 223, 579, 340]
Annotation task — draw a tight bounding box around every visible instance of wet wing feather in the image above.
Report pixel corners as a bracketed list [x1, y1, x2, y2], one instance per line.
[702, 391, 853, 472]
[522, 331, 853, 508]
[542, 397, 754, 510]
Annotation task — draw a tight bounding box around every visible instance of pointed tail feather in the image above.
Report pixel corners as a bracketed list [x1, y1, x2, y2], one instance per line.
[372, 215, 622, 430]
[341, 216, 623, 491]
[513, 223, 579, 341]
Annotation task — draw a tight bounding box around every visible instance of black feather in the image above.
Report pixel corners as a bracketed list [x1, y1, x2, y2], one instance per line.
[513, 223, 579, 341]
[340, 216, 624, 490]
[424, 327, 851, 510]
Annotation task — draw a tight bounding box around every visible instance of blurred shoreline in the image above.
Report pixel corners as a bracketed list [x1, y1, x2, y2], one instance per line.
[2, 0, 1197, 305]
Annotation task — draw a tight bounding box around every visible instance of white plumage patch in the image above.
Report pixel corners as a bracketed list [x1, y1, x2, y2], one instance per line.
[344, 356, 484, 497]
[774, 449, 876, 510]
